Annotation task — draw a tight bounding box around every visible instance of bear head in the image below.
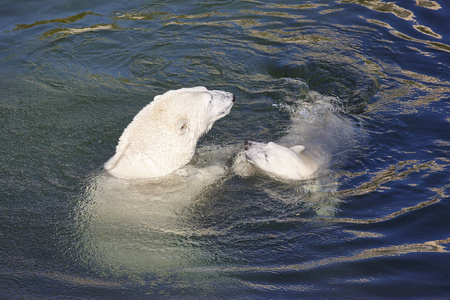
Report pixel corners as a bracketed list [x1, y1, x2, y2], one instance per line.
[105, 86, 235, 179]
[243, 141, 320, 181]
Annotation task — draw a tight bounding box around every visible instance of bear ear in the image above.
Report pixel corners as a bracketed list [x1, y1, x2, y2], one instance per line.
[290, 145, 305, 155]
[177, 119, 189, 135]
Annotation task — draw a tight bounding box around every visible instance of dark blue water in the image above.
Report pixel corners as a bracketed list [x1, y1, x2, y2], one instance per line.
[1, 0, 449, 298]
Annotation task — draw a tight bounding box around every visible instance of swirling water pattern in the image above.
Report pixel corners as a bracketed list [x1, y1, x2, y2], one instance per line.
[1, 0, 449, 298]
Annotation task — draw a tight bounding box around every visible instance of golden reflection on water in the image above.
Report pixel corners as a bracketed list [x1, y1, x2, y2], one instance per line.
[13, 11, 100, 31]
[340, 0, 449, 53]
[11, 1, 449, 55]
[340, 0, 415, 21]
[325, 197, 442, 224]
[41, 24, 116, 39]
[391, 30, 450, 53]
[365, 18, 393, 29]
[267, 4, 329, 10]
[363, 61, 450, 115]
[320, 8, 345, 15]
[238, 9, 301, 19]
[116, 11, 229, 22]
[412, 25, 442, 39]
[340, 160, 444, 197]
[220, 237, 450, 275]
[343, 229, 384, 238]
[415, 0, 442, 10]
[323, 159, 449, 224]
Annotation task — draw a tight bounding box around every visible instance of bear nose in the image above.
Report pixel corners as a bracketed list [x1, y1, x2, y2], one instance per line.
[244, 141, 251, 150]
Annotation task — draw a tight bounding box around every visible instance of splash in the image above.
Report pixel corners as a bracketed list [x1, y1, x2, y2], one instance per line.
[233, 79, 362, 215]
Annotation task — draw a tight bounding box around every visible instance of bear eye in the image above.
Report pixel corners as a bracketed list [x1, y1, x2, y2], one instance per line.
[265, 153, 270, 162]
[177, 119, 189, 135]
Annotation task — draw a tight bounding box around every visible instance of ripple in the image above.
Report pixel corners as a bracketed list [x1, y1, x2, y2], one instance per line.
[2, 1, 449, 296]
[415, 0, 442, 10]
[340, 0, 415, 21]
[342, 0, 449, 53]
[391, 30, 450, 52]
[324, 160, 449, 224]
[195, 237, 450, 273]
[41, 24, 116, 39]
[13, 11, 101, 31]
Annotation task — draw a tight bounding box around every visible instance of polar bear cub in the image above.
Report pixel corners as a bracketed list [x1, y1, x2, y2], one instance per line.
[243, 141, 321, 181]
[105, 86, 235, 179]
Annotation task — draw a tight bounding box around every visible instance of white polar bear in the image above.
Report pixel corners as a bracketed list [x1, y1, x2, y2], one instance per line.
[232, 81, 359, 215]
[104, 86, 235, 179]
[243, 141, 322, 181]
[78, 87, 235, 273]
[233, 81, 359, 182]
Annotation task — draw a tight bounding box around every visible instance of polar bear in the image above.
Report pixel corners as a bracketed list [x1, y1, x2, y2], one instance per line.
[78, 87, 235, 272]
[233, 83, 358, 182]
[104, 86, 235, 179]
[231, 81, 359, 216]
[243, 141, 322, 181]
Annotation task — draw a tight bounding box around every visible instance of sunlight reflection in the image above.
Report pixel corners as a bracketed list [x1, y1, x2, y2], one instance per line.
[205, 237, 450, 274]
[339, 160, 443, 198]
[42, 24, 116, 38]
[343, 230, 384, 238]
[324, 197, 441, 224]
[339, 0, 415, 21]
[13, 11, 100, 31]
[342, 0, 448, 53]
[415, 0, 442, 10]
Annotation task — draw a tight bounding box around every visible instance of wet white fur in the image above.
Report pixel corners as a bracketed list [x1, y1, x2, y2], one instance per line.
[244, 141, 321, 180]
[235, 83, 357, 182]
[105, 87, 234, 179]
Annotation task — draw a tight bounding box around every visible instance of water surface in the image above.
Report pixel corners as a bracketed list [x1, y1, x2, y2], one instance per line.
[1, 0, 449, 298]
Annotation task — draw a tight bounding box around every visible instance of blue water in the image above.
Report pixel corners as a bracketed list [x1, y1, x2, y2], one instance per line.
[1, 0, 449, 298]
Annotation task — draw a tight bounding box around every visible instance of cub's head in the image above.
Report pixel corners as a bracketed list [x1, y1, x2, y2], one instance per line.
[243, 141, 319, 181]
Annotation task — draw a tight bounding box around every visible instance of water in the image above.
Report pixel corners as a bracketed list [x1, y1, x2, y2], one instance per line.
[1, 0, 449, 298]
